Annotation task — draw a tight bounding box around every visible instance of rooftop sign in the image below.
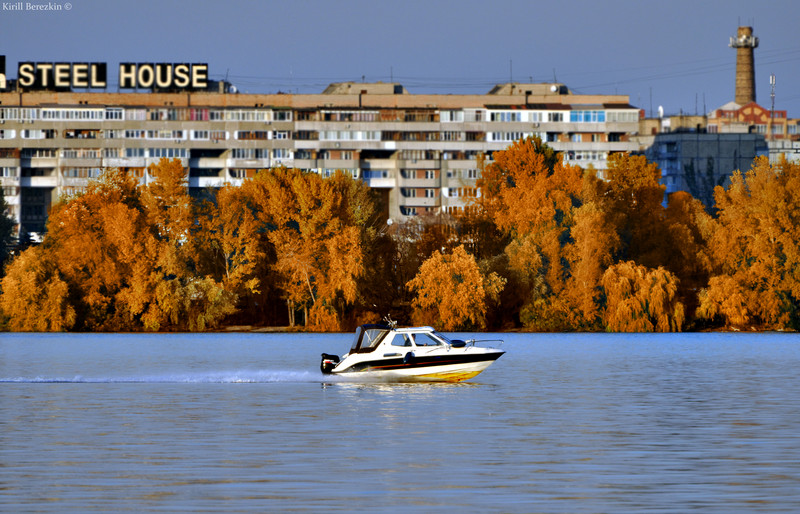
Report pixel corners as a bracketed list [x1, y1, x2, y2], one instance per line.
[1, 57, 208, 91]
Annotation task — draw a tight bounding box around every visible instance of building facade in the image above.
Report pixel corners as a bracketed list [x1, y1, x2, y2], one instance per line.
[645, 131, 768, 208]
[0, 81, 642, 236]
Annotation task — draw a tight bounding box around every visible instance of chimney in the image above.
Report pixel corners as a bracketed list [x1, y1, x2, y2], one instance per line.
[729, 26, 759, 105]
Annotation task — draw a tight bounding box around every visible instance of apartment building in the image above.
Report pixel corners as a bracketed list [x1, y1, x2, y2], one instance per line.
[0, 80, 641, 236]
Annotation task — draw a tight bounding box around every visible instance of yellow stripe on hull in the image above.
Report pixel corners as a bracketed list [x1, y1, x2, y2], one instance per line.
[411, 369, 483, 382]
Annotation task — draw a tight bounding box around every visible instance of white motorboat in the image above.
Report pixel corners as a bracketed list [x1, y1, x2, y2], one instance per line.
[320, 322, 504, 382]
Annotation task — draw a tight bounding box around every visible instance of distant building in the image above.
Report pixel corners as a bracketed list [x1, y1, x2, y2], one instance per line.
[636, 26, 798, 208]
[645, 131, 768, 208]
[0, 76, 642, 236]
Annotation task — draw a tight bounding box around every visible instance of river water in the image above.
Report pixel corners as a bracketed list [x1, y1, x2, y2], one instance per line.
[1, 331, 800, 513]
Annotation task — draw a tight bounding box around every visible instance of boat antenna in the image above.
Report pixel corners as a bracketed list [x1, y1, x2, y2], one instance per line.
[382, 314, 398, 329]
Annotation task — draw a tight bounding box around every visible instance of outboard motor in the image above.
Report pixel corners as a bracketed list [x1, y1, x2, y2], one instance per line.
[320, 353, 340, 374]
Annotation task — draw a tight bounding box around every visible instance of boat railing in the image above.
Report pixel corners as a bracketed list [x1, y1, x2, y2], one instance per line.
[465, 338, 504, 348]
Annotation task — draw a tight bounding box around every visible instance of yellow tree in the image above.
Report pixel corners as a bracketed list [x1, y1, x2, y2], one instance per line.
[406, 245, 505, 331]
[603, 152, 668, 269]
[195, 184, 264, 298]
[697, 157, 800, 329]
[602, 261, 685, 332]
[0, 245, 75, 331]
[245, 167, 371, 330]
[478, 136, 587, 329]
[135, 159, 234, 331]
[42, 167, 155, 329]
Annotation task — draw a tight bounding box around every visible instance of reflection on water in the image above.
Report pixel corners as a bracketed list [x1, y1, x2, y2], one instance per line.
[2, 332, 800, 512]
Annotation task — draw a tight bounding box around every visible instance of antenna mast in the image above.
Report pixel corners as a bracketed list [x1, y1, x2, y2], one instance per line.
[769, 74, 776, 140]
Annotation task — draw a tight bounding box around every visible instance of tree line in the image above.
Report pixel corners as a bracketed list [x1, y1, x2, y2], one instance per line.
[1, 137, 798, 332]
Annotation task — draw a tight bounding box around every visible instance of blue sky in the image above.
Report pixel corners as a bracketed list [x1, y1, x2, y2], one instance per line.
[3, 0, 799, 116]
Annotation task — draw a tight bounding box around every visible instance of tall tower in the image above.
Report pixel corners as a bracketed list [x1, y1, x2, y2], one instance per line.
[729, 26, 759, 105]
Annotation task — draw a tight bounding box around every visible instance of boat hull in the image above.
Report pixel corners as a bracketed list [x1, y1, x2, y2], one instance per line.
[331, 350, 504, 383]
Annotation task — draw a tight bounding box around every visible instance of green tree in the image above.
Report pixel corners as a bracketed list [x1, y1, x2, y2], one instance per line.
[0, 193, 15, 273]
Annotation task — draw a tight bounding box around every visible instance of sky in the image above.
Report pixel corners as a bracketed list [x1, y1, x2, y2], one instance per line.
[2, 0, 799, 117]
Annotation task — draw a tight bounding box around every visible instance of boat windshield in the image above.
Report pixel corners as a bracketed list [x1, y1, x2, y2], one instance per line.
[350, 325, 390, 353]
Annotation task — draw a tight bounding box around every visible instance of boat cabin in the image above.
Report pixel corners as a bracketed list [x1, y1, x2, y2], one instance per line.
[348, 324, 456, 354]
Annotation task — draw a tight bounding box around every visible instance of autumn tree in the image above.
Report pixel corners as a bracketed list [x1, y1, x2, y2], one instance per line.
[602, 261, 685, 332]
[243, 167, 374, 330]
[478, 138, 615, 330]
[135, 159, 235, 330]
[0, 245, 75, 331]
[697, 157, 800, 329]
[406, 245, 505, 331]
[194, 185, 265, 305]
[42, 166, 154, 329]
[1, 160, 236, 332]
[603, 152, 668, 269]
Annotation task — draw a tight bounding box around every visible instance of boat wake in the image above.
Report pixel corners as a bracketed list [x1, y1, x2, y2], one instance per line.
[0, 369, 328, 384]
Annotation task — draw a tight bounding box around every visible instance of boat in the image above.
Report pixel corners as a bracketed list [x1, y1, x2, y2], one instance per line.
[320, 321, 504, 382]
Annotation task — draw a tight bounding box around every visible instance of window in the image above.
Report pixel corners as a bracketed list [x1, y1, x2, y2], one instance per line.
[548, 112, 563, 122]
[192, 130, 209, 140]
[22, 129, 56, 140]
[0, 108, 19, 121]
[569, 110, 606, 123]
[425, 189, 436, 198]
[0, 130, 15, 140]
[425, 170, 436, 179]
[390, 334, 413, 347]
[606, 111, 638, 123]
[491, 111, 521, 122]
[146, 130, 185, 140]
[61, 148, 100, 159]
[231, 148, 268, 159]
[273, 131, 290, 140]
[62, 167, 102, 178]
[148, 148, 187, 159]
[363, 170, 389, 179]
[440, 110, 465, 122]
[413, 333, 442, 346]
[190, 108, 209, 121]
[273, 148, 292, 159]
[489, 131, 524, 142]
[1, 167, 17, 178]
[105, 108, 124, 120]
[235, 130, 269, 140]
[126, 109, 147, 121]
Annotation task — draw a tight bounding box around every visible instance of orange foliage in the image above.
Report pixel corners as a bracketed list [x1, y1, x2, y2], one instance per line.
[698, 157, 800, 329]
[0, 245, 75, 331]
[602, 261, 685, 332]
[406, 245, 505, 331]
[243, 167, 372, 329]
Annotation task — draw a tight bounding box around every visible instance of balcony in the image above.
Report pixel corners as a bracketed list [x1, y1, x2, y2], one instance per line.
[399, 197, 440, 208]
[20, 176, 58, 187]
[189, 176, 226, 188]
